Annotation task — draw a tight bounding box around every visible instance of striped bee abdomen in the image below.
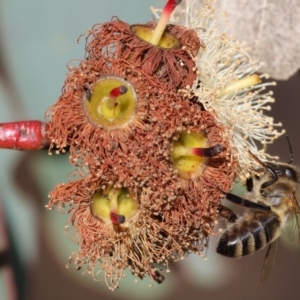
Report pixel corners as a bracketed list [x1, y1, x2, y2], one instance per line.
[216, 212, 280, 258]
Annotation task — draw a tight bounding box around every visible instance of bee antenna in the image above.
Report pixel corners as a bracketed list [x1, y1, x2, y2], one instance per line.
[249, 151, 267, 168]
[286, 135, 294, 164]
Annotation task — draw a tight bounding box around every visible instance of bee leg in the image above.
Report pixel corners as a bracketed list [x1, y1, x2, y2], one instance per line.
[285, 135, 294, 164]
[246, 177, 253, 192]
[218, 205, 237, 223]
[225, 192, 271, 211]
[249, 152, 278, 189]
[260, 165, 278, 189]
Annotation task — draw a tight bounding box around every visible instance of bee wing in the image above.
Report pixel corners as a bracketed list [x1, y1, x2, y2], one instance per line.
[259, 240, 279, 286]
[283, 194, 300, 244]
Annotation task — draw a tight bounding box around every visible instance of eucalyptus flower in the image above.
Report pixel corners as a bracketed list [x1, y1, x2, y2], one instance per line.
[153, 0, 285, 179]
[0, 0, 285, 291]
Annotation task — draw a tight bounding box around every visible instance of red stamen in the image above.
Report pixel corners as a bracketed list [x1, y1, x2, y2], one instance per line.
[0, 120, 50, 150]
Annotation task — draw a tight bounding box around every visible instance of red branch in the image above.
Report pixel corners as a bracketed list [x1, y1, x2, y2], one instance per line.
[0, 120, 50, 150]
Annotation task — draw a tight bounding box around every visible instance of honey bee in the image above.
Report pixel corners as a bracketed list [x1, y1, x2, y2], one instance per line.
[217, 138, 300, 284]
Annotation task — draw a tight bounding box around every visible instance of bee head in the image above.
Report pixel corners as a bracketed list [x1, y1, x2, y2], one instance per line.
[267, 162, 300, 183]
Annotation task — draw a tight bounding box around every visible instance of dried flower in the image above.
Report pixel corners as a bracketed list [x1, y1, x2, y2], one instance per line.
[45, 0, 283, 290]
[47, 66, 236, 288]
[46, 60, 146, 164]
[84, 17, 201, 89]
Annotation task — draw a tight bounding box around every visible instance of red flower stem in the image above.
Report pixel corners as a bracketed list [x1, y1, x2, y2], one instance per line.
[0, 199, 17, 300]
[0, 120, 50, 150]
[149, 0, 182, 45]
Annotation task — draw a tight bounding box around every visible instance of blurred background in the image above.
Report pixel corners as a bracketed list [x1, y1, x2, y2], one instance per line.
[0, 1, 300, 300]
